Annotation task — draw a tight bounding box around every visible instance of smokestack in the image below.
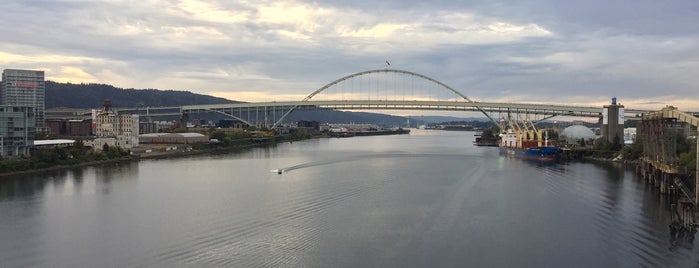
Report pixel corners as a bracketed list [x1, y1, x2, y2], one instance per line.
[103, 99, 112, 112]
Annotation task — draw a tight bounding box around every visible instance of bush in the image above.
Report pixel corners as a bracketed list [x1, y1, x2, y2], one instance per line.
[620, 138, 643, 160]
[679, 145, 697, 172]
[593, 138, 617, 158]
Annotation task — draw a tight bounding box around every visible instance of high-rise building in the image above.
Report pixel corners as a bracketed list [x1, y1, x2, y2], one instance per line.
[0, 105, 35, 157]
[1, 69, 45, 128]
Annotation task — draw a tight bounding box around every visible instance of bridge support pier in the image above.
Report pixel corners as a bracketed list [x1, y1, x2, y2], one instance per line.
[661, 172, 670, 194]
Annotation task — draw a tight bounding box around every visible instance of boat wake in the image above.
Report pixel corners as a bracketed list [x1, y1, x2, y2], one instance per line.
[272, 153, 478, 174]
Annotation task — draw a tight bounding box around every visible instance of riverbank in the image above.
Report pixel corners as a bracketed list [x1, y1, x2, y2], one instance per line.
[326, 128, 410, 137]
[1, 130, 409, 178]
[135, 140, 283, 160]
[0, 157, 135, 178]
[0, 138, 291, 178]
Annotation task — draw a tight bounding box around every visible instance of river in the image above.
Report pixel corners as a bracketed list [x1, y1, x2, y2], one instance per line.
[1, 130, 697, 267]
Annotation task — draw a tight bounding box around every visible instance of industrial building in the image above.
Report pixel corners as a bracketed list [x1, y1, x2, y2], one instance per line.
[601, 97, 625, 145]
[139, 133, 208, 144]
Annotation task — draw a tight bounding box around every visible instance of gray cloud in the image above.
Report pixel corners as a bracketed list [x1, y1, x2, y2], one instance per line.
[0, 0, 697, 110]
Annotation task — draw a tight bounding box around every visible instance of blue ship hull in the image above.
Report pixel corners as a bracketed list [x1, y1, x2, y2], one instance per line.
[499, 146, 560, 161]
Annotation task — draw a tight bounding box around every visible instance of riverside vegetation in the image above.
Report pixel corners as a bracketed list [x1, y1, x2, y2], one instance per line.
[0, 128, 312, 176]
[0, 141, 131, 175]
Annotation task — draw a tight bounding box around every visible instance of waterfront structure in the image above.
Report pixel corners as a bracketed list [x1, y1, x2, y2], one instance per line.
[601, 97, 625, 145]
[93, 102, 139, 149]
[1, 69, 45, 129]
[0, 105, 35, 157]
[139, 133, 208, 144]
[638, 106, 699, 203]
[33, 139, 76, 149]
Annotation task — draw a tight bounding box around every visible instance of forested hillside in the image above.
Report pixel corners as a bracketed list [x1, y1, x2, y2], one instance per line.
[45, 81, 236, 109]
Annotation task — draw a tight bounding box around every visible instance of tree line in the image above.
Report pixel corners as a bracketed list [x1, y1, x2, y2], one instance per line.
[45, 81, 236, 109]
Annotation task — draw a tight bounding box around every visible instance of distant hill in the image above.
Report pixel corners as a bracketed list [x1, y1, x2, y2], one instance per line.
[45, 81, 236, 109]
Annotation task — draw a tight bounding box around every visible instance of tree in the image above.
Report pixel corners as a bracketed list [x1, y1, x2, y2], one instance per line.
[620, 137, 643, 160]
[593, 138, 616, 158]
[679, 140, 697, 172]
[210, 130, 226, 141]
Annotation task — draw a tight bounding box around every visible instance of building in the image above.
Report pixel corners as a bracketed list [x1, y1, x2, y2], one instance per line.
[1, 69, 45, 129]
[139, 122, 158, 134]
[297, 120, 320, 130]
[93, 101, 139, 149]
[0, 105, 35, 157]
[33, 139, 76, 149]
[601, 97, 625, 145]
[46, 119, 93, 136]
[84, 137, 117, 151]
[139, 133, 209, 144]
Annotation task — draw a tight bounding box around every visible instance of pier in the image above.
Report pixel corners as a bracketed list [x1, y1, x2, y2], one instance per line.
[637, 107, 699, 231]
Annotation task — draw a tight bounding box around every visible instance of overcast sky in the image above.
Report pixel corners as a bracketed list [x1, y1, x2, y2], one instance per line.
[1, 0, 697, 111]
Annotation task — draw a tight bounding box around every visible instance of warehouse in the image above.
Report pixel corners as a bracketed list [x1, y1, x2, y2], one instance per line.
[139, 133, 208, 144]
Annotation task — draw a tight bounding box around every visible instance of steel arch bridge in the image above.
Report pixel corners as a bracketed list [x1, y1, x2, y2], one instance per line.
[119, 69, 649, 127]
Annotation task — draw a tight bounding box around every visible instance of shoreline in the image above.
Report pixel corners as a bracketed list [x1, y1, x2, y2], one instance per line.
[0, 138, 295, 179]
[1, 134, 644, 178]
[0, 157, 136, 178]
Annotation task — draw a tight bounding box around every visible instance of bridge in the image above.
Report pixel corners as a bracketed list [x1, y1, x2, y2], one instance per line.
[117, 69, 650, 128]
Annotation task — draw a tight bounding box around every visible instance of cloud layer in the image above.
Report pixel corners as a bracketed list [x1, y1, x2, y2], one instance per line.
[1, 0, 697, 111]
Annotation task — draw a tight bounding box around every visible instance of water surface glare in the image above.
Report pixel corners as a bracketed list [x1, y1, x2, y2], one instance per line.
[1, 130, 697, 267]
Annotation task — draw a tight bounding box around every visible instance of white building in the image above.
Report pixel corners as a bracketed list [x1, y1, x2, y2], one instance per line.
[624, 128, 637, 144]
[93, 108, 139, 149]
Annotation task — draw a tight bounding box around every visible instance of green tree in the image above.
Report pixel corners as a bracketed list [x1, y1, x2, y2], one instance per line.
[679, 140, 697, 172]
[229, 130, 251, 139]
[593, 138, 616, 158]
[620, 137, 643, 160]
[106, 147, 123, 159]
[210, 130, 227, 141]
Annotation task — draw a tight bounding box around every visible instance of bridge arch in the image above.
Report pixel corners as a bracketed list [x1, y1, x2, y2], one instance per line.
[301, 69, 476, 102]
[273, 69, 492, 128]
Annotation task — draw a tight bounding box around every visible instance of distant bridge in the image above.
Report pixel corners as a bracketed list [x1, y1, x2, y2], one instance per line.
[115, 69, 652, 128]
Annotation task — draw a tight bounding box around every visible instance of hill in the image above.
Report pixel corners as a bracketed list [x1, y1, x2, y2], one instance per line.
[45, 81, 236, 109]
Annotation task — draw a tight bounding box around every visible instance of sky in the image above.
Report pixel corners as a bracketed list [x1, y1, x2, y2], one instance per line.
[1, 0, 698, 112]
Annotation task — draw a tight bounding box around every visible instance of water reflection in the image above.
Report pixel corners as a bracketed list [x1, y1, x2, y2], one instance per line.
[0, 174, 48, 202]
[2, 131, 699, 267]
[0, 161, 141, 201]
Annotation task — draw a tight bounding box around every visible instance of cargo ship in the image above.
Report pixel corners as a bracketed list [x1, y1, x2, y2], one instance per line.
[498, 119, 560, 162]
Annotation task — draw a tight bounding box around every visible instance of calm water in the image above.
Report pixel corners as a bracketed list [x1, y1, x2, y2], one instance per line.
[1, 130, 698, 267]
